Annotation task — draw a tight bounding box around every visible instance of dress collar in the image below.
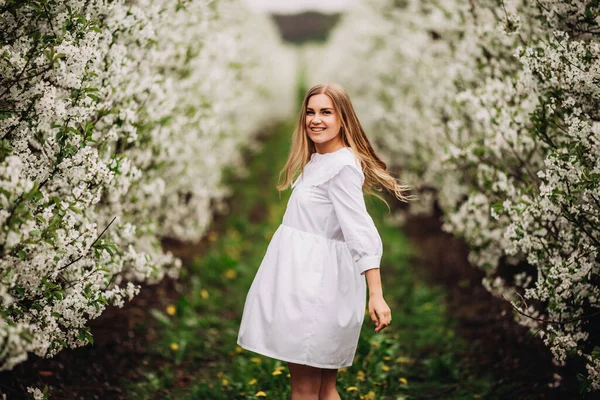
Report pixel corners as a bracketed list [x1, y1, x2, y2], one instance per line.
[310, 146, 351, 162]
[292, 146, 362, 189]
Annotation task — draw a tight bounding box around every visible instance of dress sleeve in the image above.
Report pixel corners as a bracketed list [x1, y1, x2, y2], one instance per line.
[328, 164, 383, 275]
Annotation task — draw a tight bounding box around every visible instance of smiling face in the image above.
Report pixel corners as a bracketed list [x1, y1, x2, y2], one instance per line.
[305, 93, 343, 152]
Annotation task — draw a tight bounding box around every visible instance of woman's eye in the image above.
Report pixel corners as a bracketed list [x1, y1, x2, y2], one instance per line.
[306, 111, 313, 115]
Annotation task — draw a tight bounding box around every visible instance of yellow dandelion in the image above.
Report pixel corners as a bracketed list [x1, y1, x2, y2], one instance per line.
[170, 342, 179, 351]
[381, 365, 390, 372]
[473, 396, 482, 399]
[250, 357, 261, 364]
[200, 289, 209, 299]
[396, 356, 415, 364]
[224, 269, 237, 279]
[217, 371, 224, 378]
[357, 370, 366, 381]
[276, 365, 286, 371]
[272, 370, 282, 376]
[235, 346, 243, 353]
[383, 356, 391, 361]
[166, 305, 176, 316]
[338, 367, 347, 373]
[208, 231, 218, 242]
[249, 378, 257, 385]
[361, 391, 376, 400]
[221, 378, 229, 386]
[399, 377, 408, 385]
[256, 391, 267, 397]
[346, 386, 359, 392]
[286, 373, 290, 377]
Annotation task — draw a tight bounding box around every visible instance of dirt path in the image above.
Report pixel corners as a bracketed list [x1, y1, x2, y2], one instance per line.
[402, 209, 583, 399]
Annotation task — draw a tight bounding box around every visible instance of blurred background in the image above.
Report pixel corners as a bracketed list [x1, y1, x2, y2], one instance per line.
[242, 0, 347, 42]
[1, 0, 598, 399]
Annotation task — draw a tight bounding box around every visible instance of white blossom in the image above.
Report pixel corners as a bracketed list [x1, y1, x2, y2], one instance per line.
[311, 0, 600, 390]
[0, 0, 295, 370]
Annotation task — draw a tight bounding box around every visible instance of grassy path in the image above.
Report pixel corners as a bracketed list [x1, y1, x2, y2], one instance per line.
[122, 121, 498, 400]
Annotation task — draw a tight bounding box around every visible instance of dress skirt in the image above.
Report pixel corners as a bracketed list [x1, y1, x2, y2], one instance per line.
[237, 223, 367, 369]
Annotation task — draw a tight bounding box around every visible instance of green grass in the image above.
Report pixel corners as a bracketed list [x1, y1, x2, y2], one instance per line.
[122, 121, 498, 400]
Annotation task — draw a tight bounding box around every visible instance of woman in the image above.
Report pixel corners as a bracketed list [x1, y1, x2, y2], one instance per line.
[237, 83, 411, 399]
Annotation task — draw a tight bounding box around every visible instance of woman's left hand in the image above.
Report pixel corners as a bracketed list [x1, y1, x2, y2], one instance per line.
[368, 295, 392, 333]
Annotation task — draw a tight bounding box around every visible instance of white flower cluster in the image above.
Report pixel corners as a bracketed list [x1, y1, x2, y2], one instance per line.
[309, 0, 600, 391]
[26, 386, 46, 400]
[0, 0, 295, 370]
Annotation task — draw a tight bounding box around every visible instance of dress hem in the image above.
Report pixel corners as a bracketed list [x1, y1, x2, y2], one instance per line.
[237, 340, 353, 369]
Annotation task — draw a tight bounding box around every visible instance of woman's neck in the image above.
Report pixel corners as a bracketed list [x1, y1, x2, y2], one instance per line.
[314, 139, 346, 155]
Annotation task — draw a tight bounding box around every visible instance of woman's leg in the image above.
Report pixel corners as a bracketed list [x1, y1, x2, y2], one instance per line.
[288, 362, 322, 400]
[319, 368, 340, 400]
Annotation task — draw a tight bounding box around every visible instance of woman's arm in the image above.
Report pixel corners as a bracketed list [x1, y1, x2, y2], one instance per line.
[328, 164, 392, 333]
[365, 268, 391, 333]
[327, 165, 383, 275]
[365, 267, 383, 297]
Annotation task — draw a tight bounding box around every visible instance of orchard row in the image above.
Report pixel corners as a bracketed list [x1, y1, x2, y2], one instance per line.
[308, 0, 600, 391]
[0, 0, 294, 372]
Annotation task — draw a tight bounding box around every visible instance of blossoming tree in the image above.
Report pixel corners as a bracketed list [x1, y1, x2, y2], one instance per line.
[309, 0, 600, 391]
[0, 0, 295, 370]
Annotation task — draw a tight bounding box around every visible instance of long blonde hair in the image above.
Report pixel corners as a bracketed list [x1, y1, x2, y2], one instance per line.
[277, 83, 414, 210]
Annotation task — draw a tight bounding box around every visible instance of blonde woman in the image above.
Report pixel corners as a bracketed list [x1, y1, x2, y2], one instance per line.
[237, 83, 411, 399]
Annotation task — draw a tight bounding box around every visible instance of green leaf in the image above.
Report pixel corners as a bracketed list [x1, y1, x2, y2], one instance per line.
[4, 268, 15, 280]
[69, 205, 83, 214]
[592, 346, 600, 360]
[87, 93, 100, 102]
[150, 308, 171, 325]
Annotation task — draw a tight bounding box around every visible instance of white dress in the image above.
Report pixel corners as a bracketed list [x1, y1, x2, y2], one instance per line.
[237, 146, 383, 369]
